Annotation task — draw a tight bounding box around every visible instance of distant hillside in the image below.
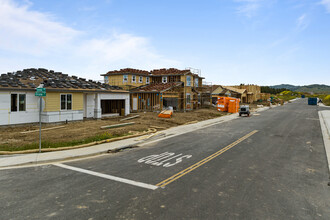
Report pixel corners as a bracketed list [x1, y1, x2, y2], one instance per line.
[270, 84, 330, 94]
[270, 84, 299, 91]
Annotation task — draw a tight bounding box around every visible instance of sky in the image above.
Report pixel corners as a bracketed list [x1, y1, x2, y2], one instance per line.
[0, 0, 330, 86]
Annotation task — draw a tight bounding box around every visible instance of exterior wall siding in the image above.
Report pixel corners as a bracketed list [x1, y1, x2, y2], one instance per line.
[43, 92, 60, 112]
[72, 93, 83, 110]
[0, 91, 40, 125]
[107, 74, 146, 88]
[41, 110, 83, 123]
[85, 93, 95, 118]
[44, 92, 83, 112]
[0, 90, 129, 125]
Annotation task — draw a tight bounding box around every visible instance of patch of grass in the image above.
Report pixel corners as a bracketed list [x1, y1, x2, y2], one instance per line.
[0, 132, 130, 152]
[324, 95, 330, 106]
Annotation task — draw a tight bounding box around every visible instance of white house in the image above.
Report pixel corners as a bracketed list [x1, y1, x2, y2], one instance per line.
[0, 68, 130, 126]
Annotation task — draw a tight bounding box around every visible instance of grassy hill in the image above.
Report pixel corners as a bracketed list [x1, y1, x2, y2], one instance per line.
[270, 84, 330, 94]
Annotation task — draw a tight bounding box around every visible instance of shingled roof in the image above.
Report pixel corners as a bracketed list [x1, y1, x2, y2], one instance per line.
[0, 68, 126, 92]
[102, 68, 149, 76]
[150, 68, 190, 76]
[131, 82, 183, 93]
[102, 68, 204, 78]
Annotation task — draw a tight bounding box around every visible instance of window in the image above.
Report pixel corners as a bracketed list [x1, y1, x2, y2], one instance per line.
[186, 75, 191, 87]
[139, 76, 143, 83]
[132, 75, 136, 83]
[162, 76, 167, 83]
[19, 94, 26, 111]
[104, 76, 109, 84]
[186, 93, 191, 104]
[195, 78, 199, 87]
[123, 75, 128, 83]
[146, 77, 150, 84]
[11, 94, 26, 112]
[61, 94, 72, 110]
[11, 94, 17, 112]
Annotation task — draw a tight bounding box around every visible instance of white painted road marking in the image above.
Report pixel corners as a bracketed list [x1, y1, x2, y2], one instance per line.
[54, 163, 158, 190]
[138, 152, 192, 167]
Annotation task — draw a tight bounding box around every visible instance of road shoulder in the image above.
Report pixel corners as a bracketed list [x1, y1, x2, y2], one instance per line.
[319, 110, 330, 174]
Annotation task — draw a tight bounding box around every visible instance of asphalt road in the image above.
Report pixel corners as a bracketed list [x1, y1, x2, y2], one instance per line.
[1, 99, 330, 220]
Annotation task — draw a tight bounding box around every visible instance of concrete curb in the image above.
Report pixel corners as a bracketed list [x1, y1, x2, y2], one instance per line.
[0, 106, 275, 168]
[318, 110, 330, 175]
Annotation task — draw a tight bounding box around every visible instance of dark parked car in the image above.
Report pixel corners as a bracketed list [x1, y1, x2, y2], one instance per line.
[239, 105, 250, 117]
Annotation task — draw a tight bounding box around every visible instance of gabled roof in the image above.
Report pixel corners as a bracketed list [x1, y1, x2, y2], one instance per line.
[0, 68, 127, 93]
[211, 86, 224, 95]
[212, 86, 247, 95]
[131, 82, 183, 93]
[222, 86, 247, 94]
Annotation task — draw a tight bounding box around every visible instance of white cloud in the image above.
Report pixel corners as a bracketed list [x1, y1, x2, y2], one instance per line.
[0, 0, 79, 55]
[320, 0, 330, 13]
[75, 32, 181, 77]
[234, 0, 264, 18]
[296, 14, 309, 31]
[0, 0, 180, 79]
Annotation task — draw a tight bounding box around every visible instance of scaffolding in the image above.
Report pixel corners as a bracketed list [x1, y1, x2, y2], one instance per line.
[185, 67, 201, 77]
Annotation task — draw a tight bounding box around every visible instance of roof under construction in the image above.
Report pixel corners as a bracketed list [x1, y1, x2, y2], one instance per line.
[212, 86, 247, 95]
[0, 68, 127, 93]
[102, 68, 149, 76]
[130, 82, 183, 93]
[103, 68, 204, 78]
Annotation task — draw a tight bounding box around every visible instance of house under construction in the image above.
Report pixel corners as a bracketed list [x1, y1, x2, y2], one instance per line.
[101, 68, 210, 112]
[212, 84, 268, 104]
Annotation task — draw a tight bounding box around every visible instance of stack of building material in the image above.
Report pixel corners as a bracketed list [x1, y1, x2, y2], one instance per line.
[217, 97, 229, 112]
[228, 98, 240, 113]
[158, 109, 173, 118]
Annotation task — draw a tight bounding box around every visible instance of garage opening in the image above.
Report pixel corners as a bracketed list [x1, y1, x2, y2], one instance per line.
[101, 100, 125, 116]
[163, 98, 178, 110]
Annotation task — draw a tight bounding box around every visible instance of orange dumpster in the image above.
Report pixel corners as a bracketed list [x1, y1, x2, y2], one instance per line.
[217, 96, 229, 112]
[227, 98, 240, 113]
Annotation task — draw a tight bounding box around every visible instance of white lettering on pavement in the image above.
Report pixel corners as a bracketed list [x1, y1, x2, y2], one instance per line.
[138, 152, 192, 167]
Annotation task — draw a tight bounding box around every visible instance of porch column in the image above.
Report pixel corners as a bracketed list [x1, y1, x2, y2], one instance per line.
[94, 93, 102, 119]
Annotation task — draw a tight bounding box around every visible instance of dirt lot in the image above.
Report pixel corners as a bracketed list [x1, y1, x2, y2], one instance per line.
[0, 107, 235, 151]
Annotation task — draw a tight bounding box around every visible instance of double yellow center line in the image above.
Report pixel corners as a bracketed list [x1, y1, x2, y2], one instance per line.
[156, 130, 259, 188]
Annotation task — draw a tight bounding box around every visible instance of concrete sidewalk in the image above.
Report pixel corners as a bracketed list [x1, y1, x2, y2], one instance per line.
[319, 110, 330, 174]
[0, 106, 271, 168]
